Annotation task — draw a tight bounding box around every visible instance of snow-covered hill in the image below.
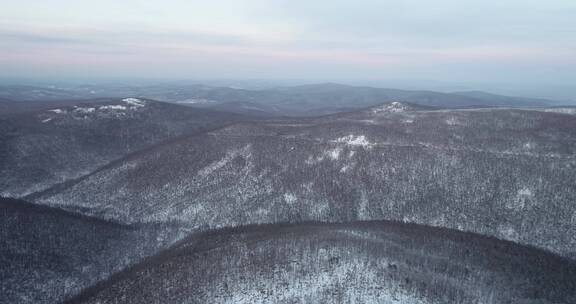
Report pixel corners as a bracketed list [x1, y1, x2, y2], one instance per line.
[0, 197, 184, 304]
[68, 221, 576, 304]
[32, 103, 576, 259]
[0, 98, 250, 197]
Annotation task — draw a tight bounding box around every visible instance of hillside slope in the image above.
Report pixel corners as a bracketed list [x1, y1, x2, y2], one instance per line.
[0, 197, 183, 304]
[33, 103, 576, 259]
[68, 221, 576, 304]
[0, 98, 248, 197]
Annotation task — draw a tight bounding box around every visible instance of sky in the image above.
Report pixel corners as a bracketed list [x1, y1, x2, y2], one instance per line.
[0, 0, 575, 88]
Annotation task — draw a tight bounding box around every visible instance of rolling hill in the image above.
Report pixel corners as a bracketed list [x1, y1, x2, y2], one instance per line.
[31, 102, 576, 259]
[67, 221, 576, 304]
[0, 83, 555, 117]
[0, 197, 184, 304]
[0, 98, 250, 197]
[170, 83, 553, 116]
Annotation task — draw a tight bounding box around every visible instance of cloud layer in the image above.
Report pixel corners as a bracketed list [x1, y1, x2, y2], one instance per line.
[0, 0, 574, 83]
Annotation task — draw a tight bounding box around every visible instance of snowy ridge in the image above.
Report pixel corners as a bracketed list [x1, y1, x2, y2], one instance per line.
[175, 98, 216, 104]
[73, 107, 95, 114]
[99, 105, 127, 111]
[543, 107, 576, 115]
[122, 98, 146, 107]
[332, 135, 374, 147]
[40, 99, 148, 122]
[371, 101, 408, 113]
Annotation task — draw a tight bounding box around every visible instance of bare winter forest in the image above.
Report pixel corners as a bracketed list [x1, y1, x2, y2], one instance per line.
[2, 1, 576, 303]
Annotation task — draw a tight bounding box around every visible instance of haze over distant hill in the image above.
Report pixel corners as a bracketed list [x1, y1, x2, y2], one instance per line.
[0, 83, 557, 116]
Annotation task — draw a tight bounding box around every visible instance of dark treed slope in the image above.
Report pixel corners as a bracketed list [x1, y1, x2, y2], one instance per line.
[33, 103, 576, 259]
[0, 197, 183, 304]
[0, 98, 251, 197]
[68, 221, 576, 304]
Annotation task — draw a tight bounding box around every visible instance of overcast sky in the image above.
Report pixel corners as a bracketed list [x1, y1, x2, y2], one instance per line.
[0, 0, 575, 85]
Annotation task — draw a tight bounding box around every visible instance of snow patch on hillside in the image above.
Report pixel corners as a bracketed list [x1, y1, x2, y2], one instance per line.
[523, 142, 535, 150]
[506, 187, 534, 210]
[305, 147, 344, 164]
[283, 193, 297, 204]
[73, 107, 95, 114]
[123, 98, 146, 107]
[333, 135, 373, 147]
[44, 99, 148, 120]
[445, 117, 459, 126]
[444, 115, 467, 126]
[357, 190, 370, 219]
[218, 255, 426, 304]
[100, 105, 127, 110]
[197, 145, 252, 177]
[176, 98, 216, 104]
[326, 147, 342, 160]
[499, 225, 519, 242]
[544, 108, 576, 115]
[518, 187, 533, 197]
[372, 101, 406, 113]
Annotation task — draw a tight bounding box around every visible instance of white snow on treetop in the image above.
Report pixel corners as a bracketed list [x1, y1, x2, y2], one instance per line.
[176, 98, 216, 104]
[73, 107, 96, 114]
[122, 98, 146, 107]
[42, 99, 146, 122]
[544, 108, 576, 115]
[372, 101, 407, 113]
[326, 147, 343, 160]
[100, 105, 127, 110]
[283, 193, 297, 204]
[332, 135, 373, 147]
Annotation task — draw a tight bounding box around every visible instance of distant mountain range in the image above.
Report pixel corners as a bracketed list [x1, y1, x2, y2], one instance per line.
[0, 83, 560, 116]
